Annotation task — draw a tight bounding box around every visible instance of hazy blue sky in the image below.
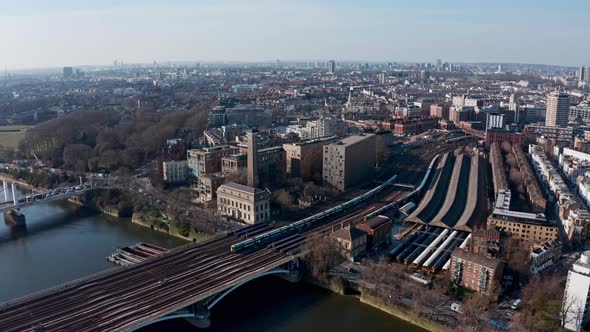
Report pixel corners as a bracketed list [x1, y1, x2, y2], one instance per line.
[1, 0, 589, 69]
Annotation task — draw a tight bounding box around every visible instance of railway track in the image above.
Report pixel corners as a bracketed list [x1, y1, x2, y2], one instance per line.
[0, 142, 457, 331]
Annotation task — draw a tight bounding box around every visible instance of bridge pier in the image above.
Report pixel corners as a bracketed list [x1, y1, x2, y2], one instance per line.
[11, 182, 18, 206]
[2, 180, 8, 202]
[184, 304, 211, 329]
[4, 209, 26, 227]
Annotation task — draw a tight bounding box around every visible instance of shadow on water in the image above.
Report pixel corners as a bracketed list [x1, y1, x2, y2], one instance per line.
[139, 276, 426, 332]
[0, 203, 101, 243]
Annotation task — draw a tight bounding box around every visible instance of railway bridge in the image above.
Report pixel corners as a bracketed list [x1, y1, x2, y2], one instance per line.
[0, 147, 448, 331]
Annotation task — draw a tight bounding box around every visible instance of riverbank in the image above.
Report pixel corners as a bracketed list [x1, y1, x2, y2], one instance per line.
[359, 290, 452, 332]
[306, 272, 442, 331]
[68, 197, 119, 217]
[131, 212, 210, 242]
[0, 173, 44, 193]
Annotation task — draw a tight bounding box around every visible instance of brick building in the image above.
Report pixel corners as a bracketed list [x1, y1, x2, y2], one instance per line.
[485, 129, 524, 148]
[356, 215, 392, 250]
[450, 248, 504, 294]
[391, 117, 437, 135]
[187, 145, 239, 179]
[330, 226, 367, 261]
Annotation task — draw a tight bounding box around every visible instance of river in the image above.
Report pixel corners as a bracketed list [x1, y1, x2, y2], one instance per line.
[0, 189, 425, 332]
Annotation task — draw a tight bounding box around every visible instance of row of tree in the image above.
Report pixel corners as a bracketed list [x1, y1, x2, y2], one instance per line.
[19, 102, 211, 173]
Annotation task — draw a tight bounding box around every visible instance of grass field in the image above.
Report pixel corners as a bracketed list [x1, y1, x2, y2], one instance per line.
[0, 125, 30, 149]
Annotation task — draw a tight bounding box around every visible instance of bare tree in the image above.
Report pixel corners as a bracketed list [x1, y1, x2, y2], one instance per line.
[460, 293, 491, 331]
[302, 236, 344, 281]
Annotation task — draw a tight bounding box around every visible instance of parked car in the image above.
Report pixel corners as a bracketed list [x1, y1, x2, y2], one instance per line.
[511, 299, 521, 310]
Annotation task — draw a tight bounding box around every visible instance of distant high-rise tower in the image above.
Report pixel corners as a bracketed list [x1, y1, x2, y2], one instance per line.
[377, 72, 386, 84]
[435, 59, 442, 68]
[545, 91, 570, 127]
[510, 94, 520, 123]
[579, 66, 587, 82]
[327, 60, 336, 74]
[63, 67, 74, 78]
[247, 129, 259, 188]
[509, 94, 518, 111]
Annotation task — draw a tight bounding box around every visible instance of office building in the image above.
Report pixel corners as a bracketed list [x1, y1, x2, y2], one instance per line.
[545, 91, 570, 127]
[323, 134, 376, 191]
[580, 66, 587, 82]
[562, 251, 590, 331]
[486, 113, 505, 130]
[327, 60, 336, 74]
[217, 182, 271, 224]
[63, 67, 74, 78]
[377, 72, 386, 84]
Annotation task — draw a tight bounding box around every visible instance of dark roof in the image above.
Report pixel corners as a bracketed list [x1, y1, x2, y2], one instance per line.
[451, 248, 503, 270]
[358, 215, 391, 229]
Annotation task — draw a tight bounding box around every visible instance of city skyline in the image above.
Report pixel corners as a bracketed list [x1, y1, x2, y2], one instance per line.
[1, 0, 590, 70]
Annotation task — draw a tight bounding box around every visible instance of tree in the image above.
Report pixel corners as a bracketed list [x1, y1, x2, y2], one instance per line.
[460, 293, 491, 331]
[516, 275, 564, 332]
[302, 235, 344, 281]
[503, 237, 530, 280]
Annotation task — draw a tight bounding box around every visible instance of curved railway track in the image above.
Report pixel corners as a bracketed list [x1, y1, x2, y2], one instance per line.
[0, 143, 455, 332]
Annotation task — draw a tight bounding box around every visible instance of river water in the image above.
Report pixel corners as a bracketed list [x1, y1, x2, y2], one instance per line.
[0, 189, 425, 332]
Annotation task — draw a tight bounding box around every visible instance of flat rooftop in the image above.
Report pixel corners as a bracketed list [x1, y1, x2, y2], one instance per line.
[329, 134, 375, 146]
[219, 182, 265, 195]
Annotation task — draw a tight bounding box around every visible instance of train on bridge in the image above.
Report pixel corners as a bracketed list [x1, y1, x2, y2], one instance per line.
[231, 153, 442, 253]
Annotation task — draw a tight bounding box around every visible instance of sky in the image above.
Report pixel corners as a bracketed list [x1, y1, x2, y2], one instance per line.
[0, 0, 589, 70]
